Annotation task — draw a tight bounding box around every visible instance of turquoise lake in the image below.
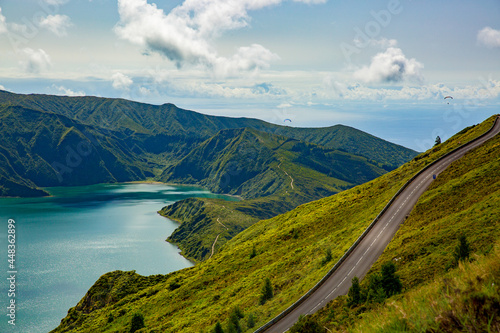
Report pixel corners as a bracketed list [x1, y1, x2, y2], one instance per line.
[0, 183, 234, 333]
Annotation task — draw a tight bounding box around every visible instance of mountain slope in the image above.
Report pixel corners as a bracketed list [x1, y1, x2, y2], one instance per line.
[0, 105, 153, 192]
[159, 198, 258, 261]
[0, 90, 417, 199]
[157, 127, 388, 261]
[0, 90, 417, 171]
[304, 116, 500, 331]
[160, 127, 385, 199]
[50, 116, 498, 332]
[262, 124, 415, 170]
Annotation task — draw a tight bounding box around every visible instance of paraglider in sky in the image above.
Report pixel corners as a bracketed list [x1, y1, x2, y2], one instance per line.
[444, 96, 453, 104]
[283, 118, 292, 123]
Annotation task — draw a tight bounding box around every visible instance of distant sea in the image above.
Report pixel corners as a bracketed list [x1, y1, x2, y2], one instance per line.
[0, 183, 234, 333]
[321, 104, 500, 152]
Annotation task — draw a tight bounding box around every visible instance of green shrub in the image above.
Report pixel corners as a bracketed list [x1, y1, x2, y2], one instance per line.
[260, 278, 274, 305]
[249, 246, 257, 259]
[453, 234, 471, 266]
[321, 248, 332, 266]
[247, 313, 256, 328]
[290, 315, 325, 333]
[129, 313, 145, 333]
[168, 281, 181, 291]
[381, 262, 402, 297]
[213, 321, 224, 333]
[347, 276, 363, 307]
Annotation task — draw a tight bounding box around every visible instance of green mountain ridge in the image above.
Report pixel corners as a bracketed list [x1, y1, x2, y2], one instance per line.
[0, 89, 416, 171]
[160, 127, 385, 199]
[0, 105, 154, 196]
[50, 115, 499, 332]
[157, 126, 390, 261]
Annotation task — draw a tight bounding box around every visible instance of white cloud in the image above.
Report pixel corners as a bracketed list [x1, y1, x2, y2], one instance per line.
[53, 85, 86, 96]
[322, 76, 500, 101]
[112, 72, 133, 90]
[277, 102, 292, 108]
[19, 48, 52, 73]
[38, 14, 73, 36]
[353, 47, 424, 84]
[114, 0, 320, 77]
[477, 27, 500, 48]
[139, 86, 151, 96]
[0, 84, 5, 91]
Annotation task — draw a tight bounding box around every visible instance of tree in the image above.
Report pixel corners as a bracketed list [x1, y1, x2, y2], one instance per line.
[347, 276, 362, 307]
[213, 321, 224, 333]
[321, 248, 332, 266]
[453, 234, 471, 265]
[227, 312, 242, 333]
[227, 307, 244, 333]
[381, 262, 402, 297]
[366, 285, 387, 304]
[260, 278, 274, 305]
[247, 313, 256, 329]
[129, 313, 145, 333]
[434, 136, 441, 146]
[290, 315, 325, 333]
[250, 246, 257, 259]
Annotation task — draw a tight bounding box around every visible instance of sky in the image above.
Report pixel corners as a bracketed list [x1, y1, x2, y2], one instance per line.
[0, 0, 499, 151]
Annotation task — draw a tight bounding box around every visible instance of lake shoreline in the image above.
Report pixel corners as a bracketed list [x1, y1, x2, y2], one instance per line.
[0, 183, 235, 333]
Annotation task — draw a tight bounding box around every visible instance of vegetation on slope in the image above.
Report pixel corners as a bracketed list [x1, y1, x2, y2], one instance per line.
[0, 90, 417, 197]
[289, 115, 500, 331]
[160, 127, 387, 199]
[351, 243, 500, 332]
[159, 198, 258, 261]
[51, 114, 497, 332]
[0, 105, 154, 195]
[268, 125, 415, 170]
[0, 90, 417, 169]
[158, 126, 390, 261]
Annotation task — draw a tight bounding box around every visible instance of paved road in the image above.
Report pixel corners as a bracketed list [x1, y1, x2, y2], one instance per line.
[259, 116, 500, 333]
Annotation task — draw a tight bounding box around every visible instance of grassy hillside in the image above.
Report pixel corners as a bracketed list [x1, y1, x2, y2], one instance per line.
[267, 125, 415, 170]
[161, 127, 385, 199]
[348, 244, 500, 332]
[51, 116, 498, 332]
[0, 105, 154, 190]
[158, 127, 389, 261]
[159, 198, 258, 261]
[295, 115, 500, 331]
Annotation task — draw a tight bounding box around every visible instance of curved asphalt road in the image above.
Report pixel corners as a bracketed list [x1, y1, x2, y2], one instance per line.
[259, 116, 500, 333]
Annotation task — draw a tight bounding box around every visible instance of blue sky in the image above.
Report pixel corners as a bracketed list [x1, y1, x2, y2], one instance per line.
[1, 0, 499, 150]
